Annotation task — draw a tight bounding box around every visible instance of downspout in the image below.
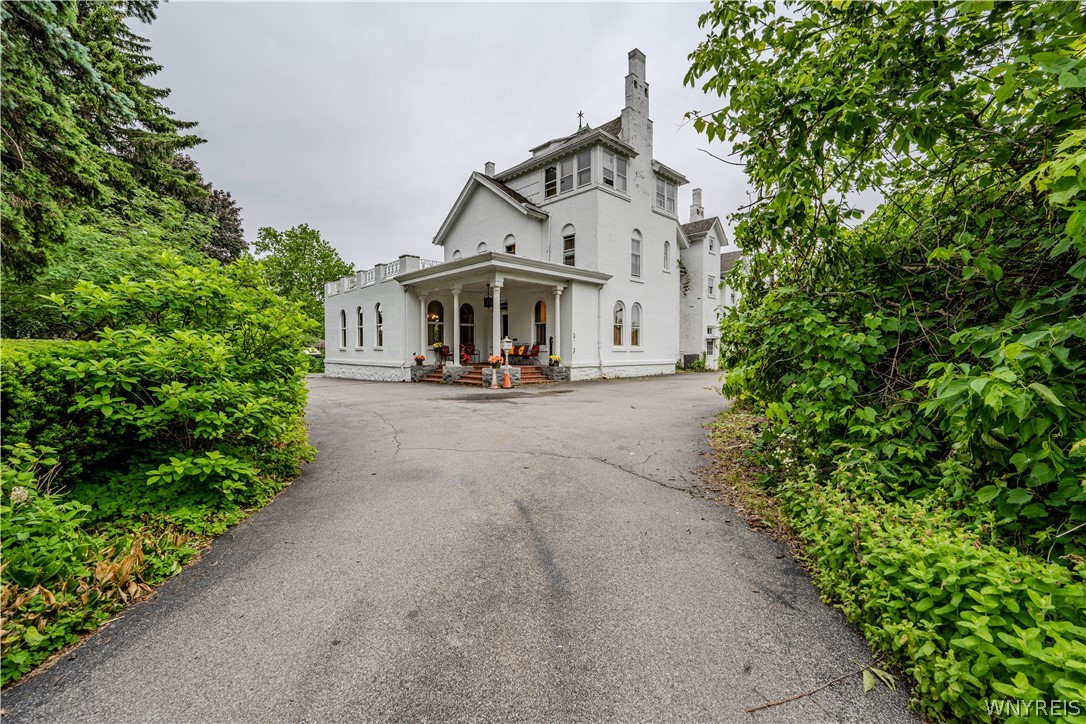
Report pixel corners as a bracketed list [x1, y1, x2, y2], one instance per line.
[597, 285, 603, 378]
[401, 283, 409, 381]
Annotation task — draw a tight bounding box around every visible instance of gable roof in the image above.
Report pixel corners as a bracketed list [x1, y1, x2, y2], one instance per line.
[681, 216, 720, 238]
[719, 250, 743, 276]
[432, 172, 547, 246]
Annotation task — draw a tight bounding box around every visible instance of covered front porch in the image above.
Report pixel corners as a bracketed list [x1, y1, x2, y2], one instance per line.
[398, 252, 610, 373]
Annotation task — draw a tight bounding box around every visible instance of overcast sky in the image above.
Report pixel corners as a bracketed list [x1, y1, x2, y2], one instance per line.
[140, 1, 751, 270]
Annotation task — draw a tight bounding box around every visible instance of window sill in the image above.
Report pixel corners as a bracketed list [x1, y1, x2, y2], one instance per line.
[630, 277, 644, 284]
[354, 347, 366, 351]
[651, 207, 679, 221]
[598, 184, 630, 202]
[663, 269, 672, 274]
[612, 346, 627, 352]
[338, 348, 347, 352]
[538, 184, 596, 206]
[373, 346, 384, 351]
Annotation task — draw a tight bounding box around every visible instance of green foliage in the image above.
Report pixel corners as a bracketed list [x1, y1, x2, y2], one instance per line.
[688, 1, 1086, 552]
[50, 252, 317, 502]
[688, 2, 1086, 719]
[781, 467, 1085, 723]
[1, 254, 318, 684]
[1, 340, 127, 487]
[0, 0, 205, 278]
[254, 224, 354, 326]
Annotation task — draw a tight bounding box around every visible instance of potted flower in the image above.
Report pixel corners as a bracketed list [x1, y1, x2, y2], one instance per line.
[460, 352, 471, 365]
[414, 354, 425, 366]
[432, 342, 443, 350]
[487, 354, 503, 368]
[548, 354, 561, 367]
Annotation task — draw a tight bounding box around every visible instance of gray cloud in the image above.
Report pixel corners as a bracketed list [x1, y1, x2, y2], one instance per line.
[142, 1, 753, 269]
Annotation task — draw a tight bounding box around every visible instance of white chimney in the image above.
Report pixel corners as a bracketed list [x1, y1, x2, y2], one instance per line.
[621, 49, 652, 155]
[484, 161, 495, 176]
[690, 188, 705, 222]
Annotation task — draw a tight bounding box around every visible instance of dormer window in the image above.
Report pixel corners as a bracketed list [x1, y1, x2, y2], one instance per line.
[602, 152, 628, 193]
[655, 178, 676, 213]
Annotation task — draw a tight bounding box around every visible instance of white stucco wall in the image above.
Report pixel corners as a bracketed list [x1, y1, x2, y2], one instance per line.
[324, 275, 412, 373]
[440, 188, 545, 262]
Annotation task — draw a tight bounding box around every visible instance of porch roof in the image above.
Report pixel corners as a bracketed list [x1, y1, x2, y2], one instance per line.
[396, 251, 611, 293]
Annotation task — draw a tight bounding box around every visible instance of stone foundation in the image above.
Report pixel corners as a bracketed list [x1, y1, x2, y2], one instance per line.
[325, 362, 409, 382]
[442, 366, 472, 384]
[409, 364, 438, 382]
[481, 366, 520, 387]
[540, 365, 571, 382]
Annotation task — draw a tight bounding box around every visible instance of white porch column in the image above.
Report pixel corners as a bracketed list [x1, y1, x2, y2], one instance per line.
[491, 282, 503, 358]
[553, 285, 564, 360]
[418, 293, 428, 361]
[451, 286, 461, 364]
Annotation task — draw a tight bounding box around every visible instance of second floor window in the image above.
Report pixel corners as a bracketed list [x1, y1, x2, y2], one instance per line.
[544, 166, 557, 198]
[655, 178, 676, 213]
[708, 276, 716, 297]
[631, 234, 641, 278]
[664, 240, 671, 270]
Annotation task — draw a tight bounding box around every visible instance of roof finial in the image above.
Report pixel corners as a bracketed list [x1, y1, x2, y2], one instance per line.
[577, 110, 585, 129]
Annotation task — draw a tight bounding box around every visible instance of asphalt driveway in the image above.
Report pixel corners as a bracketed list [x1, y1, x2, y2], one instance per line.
[3, 375, 917, 723]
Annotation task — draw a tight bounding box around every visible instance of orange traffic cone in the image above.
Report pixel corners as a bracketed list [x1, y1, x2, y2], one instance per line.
[502, 368, 512, 388]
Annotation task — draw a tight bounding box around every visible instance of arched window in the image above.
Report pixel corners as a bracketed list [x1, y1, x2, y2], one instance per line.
[561, 224, 575, 266]
[664, 240, 671, 270]
[613, 301, 625, 347]
[339, 309, 347, 348]
[460, 304, 475, 346]
[631, 229, 642, 278]
[631, 303, 642, 347]
[356, 307, 364, 347]
[504, 234, 516, 255]
[427, 300, 444, 345]
[375, 303, 384, 347]
[534, 300, 547, 344]
[452, 250, 463, 260]
[476, 242, 487, 254]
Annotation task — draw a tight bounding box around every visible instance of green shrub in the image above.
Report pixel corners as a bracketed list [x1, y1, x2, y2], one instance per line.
[2, 253, 319, 685]
[780, 468, 1086, 722]
[50, 252, 317, 505]
[1, 339, 127, 488]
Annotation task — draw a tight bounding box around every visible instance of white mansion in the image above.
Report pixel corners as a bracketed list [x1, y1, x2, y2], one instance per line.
[324, 49, 741, 383]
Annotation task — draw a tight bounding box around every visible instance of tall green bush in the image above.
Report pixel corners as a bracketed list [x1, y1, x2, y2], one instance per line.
[48, 252, 317, 505]
[2, 253, 318, 684]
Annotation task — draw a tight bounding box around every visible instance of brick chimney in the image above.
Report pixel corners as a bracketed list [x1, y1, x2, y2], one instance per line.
[484, 161, 495, 176]
[690, 188, 704, 222]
